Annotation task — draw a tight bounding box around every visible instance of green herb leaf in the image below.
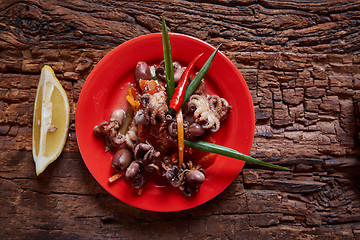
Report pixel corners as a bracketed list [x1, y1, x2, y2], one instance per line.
[184, 139, 292, 171]
[161, 17, 175, 102]
[182, 44, 221, 107]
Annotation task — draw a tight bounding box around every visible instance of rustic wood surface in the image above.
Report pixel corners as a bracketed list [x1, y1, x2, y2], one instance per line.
[1, 0, 360, 239]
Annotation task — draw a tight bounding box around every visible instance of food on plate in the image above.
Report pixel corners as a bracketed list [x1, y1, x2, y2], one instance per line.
[94, 55, 231, 196]
[32, 65, 70, 175]
[93, 18, 290, 197]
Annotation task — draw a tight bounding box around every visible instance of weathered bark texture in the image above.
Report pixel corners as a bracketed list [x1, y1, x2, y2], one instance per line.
[1, 0, 360, 239]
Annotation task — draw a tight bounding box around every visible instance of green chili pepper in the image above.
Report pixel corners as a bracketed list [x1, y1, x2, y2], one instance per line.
[161, 17, 175, 103]
[184, 139, 292, 171]
[182, 44, 221, 107]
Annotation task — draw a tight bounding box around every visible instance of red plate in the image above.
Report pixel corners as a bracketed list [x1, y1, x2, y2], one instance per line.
[76, 33, 255, 212]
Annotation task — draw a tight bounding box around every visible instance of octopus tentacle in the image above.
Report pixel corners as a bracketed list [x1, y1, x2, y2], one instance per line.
[208, 95, 232, 121]
[125, 119, 139, 148]
[200, 113, 220, 132]
[208, 95, 222, 113]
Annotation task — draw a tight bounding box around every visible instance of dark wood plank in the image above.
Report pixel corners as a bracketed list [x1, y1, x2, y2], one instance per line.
[1, 0, 360, 239]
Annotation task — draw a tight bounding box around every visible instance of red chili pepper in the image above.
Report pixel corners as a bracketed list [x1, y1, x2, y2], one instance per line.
[169, 53, 203, 112]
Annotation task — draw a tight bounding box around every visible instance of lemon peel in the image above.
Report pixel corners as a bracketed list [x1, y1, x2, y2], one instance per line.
[32, 65, 70, 175]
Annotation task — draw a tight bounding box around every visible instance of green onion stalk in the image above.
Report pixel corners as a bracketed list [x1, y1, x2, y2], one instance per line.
[184, 140, 291, 171]
[161, 17, 175, 103]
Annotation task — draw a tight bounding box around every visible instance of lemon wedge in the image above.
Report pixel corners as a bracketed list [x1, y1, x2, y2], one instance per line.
[32, 65, 70, 175]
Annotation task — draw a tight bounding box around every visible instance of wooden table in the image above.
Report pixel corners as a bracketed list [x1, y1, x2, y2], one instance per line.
[1, 0, 360, 239]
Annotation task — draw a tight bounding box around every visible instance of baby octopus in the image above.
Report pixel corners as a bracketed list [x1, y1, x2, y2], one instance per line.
[93, 110, 126, 151]
[188, 94, 219, 132]
[140, 90, 168, 125]
[162, 159, 205, 197]
[188, 94, 231, 132]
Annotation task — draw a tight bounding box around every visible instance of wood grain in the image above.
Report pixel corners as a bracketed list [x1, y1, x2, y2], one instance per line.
[1, 0, 360, 239]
